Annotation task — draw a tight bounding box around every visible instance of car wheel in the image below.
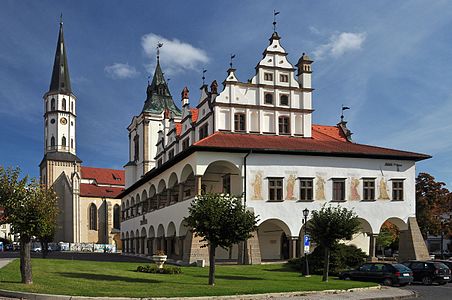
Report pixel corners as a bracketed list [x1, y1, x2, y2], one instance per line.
[382, 278, 393, 286]
[422, 276, 433, 285]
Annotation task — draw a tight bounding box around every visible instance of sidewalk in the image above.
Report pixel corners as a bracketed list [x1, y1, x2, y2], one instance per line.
[0, 258, 13, 269]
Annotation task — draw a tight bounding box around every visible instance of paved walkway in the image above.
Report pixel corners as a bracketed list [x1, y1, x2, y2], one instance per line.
[0, 258, 13, 269]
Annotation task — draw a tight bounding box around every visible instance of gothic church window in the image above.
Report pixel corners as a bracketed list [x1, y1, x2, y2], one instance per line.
[89, 203, 97, 230]
[62, 136, 66, 147]
[264, 93, 273, 104]
[133, 135, 139, 161]
[51, 98, 56, 110]
[62, 98, 67, 110]
[50, 136, 55, 148]
[113, 204, 120, 229]
[71, 138, 74, 149]
[71, 102, 74, 112]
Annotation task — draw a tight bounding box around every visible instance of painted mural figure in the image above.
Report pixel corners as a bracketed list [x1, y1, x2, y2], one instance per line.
[316, 176, 326, 200]
[378, 178, 390, 200]
[286, 174, 296, 200]
[251, 171, 263, 200]
[350, 178, 360, 200]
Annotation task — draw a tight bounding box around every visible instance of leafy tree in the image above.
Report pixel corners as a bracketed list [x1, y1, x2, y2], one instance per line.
[416, 173, 451, 237]
[35, 186, 58, 259]
[184, 193, 258, 286]
[0, 166, 58, 284]
[307, 205, 361, 282]
[376, 221, 399, 254]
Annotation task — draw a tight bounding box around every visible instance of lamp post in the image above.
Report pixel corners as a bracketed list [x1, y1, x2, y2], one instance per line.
[302, 208, 310, 277]
[440, 219, 445, 260]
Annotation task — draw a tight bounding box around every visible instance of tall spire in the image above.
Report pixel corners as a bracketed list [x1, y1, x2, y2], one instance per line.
[49, 15, 71, 94]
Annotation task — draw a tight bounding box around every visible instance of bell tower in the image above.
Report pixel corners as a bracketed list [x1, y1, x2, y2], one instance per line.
[40, 17, 81, 187]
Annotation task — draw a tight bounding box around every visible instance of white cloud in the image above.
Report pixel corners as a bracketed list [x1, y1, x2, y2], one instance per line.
[314, 32, 366, 60]
[104, 63, 139, 79]
[141, 33, 209, 75]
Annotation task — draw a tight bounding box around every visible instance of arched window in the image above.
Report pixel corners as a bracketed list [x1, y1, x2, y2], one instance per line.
[50, 136, 55, 148]
[71, 138, 74, 149]
[62, 136, 66, 147]
[51, 98, 56, 111]
[133, 135, 139, 161]
[62, 98, 67, 111]
[71, 102, 74, 112]
[89, 203, 97, 230]
[264, 93, 273, 104]
[280, 95, 289, 106]
[113, 204, 120, 229]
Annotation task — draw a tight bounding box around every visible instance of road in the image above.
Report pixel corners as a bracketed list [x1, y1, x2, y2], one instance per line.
[402, 282, 452, 299]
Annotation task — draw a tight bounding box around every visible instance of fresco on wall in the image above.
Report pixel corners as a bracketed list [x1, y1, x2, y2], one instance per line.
[316, 176, 326, 200]
[286, 174, 296, 200]
[350, 178, 360, 200]
[378, 178, 390, 200]
[251, 171, 263, 200]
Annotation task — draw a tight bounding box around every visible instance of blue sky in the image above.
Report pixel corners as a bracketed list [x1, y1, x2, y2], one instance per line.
[1, 0, 452, 187]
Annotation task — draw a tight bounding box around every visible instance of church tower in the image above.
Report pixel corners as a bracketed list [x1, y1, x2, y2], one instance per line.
[40, 17, 81, 187]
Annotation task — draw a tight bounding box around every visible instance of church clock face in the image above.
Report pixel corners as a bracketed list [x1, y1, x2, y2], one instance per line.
[60, 117, 67, 125]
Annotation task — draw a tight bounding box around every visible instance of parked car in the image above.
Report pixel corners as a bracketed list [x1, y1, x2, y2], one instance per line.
[339, 262, 413, 286]
[401, 261, 450, 285]
[433, 260, 452, 282]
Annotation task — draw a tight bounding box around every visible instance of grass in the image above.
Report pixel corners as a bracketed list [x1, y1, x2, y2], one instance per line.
[0, 259, 376, 297]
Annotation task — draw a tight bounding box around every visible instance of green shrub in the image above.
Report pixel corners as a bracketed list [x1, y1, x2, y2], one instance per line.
[288, 244, 367, 275]
[136, 264, 182, 274]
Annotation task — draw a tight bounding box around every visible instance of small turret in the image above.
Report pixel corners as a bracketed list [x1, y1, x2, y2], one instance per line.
[181, 87, 189, 107]
[296, 53, 313, 89]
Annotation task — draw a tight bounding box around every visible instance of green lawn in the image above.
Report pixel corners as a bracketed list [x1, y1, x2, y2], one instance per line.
[0, 259, 376, 297]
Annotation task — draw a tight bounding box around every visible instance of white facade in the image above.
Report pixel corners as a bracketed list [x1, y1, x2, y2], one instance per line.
[120, 31, 429, 263]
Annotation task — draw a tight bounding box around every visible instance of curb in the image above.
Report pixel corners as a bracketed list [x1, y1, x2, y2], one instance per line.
[0, 285, 416, 300]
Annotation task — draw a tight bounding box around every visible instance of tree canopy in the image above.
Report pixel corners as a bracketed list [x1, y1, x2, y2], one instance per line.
[307, 205, 361, 282]
[184, 193, 258, 285]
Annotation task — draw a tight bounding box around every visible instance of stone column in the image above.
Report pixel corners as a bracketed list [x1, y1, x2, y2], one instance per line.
[178, 183, 184, 202]
[368, 233, 378, 261]
[195, 175, 202, 195]
[289, 236, 299, 259]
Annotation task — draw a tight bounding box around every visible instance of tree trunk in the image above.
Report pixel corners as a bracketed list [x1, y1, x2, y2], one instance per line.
[322, 246, 330, 282]
[41, 240, 49, 259]
[208, 244, 216, 286]
[19, 235, 33, 284]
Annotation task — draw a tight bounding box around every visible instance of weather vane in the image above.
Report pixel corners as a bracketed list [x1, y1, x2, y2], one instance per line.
[273, 10, 280, 32]
[230, 54, 236, 69]
[156, 42, 163, 61]
[202, 69, 207, 85]
[341, 105, 350, 122]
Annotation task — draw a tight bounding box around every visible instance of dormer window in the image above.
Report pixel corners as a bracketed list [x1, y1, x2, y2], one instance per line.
[264, 73, 273, 81]
[280, 95, 289, 106]
[264, 93, 273, 104]
[280, 74, 289, 82]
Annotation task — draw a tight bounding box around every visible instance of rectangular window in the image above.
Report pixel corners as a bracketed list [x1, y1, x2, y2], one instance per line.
[234, 113, 246, 131]
[222, 174, 231, 194]
[157, 158, 163, 167]
[280, 74, 289, 82]
[392, 180, 404, 201]
[268, 178, 283, 201]
[182, 138, 190, 150]
[279, 116, 290, 134]
[363, 179, 375, 201]
[168, 149, 175, 160]
[332, 179, 346, 201]
[199, 124, 208, 140]
[264, 72, 273, 81]
[299, 178, 314, 201]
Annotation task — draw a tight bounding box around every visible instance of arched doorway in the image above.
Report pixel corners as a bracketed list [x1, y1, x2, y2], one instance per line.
[257, 219, 291, 261]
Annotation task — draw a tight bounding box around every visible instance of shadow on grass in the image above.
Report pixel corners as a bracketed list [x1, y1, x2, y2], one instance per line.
[262, 266, 298, 273]
[58, 272, 161, 283]
[192, 274, 264, 280]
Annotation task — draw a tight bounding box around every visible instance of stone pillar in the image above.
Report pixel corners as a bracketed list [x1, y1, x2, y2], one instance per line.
[195, 176, 202, 195]
[141, 237, 146, 254]
[121, 239, 125, 253]
[167, 189, 171, 206]
[289, 236, 299, 259]
[398, 217, 430, 261]
[178, 183, 184, 202]
[368, 234, 378, 261]
[183, 230, 209, 265]
[238, 231, 262, 264]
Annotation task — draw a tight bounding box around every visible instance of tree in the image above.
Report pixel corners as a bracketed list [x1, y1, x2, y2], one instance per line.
[307, 205, 361, 282]
[35, 186, 58, 259]
[0, 166, 58, 284]
[416, 173, 451, 238]
[184, 193, 258, 286]
[376, 221, 399, 255]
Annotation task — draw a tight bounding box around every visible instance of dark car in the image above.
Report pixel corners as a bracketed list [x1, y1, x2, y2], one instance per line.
[402, 261, 450, 285]
[339, 262, 413, 286]
[433, 260, 452, 282]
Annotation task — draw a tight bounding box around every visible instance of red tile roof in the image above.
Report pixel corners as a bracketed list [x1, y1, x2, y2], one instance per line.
[80, 183, 124, 198]
[192, 126, 430, 161]
[80, 166, 125, 186]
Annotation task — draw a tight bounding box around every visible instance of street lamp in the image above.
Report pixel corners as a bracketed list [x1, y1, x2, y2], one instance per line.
[440, 219, 446, 260]
[302, 208, 310, 277]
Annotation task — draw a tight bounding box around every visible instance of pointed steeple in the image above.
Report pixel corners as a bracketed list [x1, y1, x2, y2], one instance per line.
[143, 60, 181, 116]
[49, 16, 71, 95]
